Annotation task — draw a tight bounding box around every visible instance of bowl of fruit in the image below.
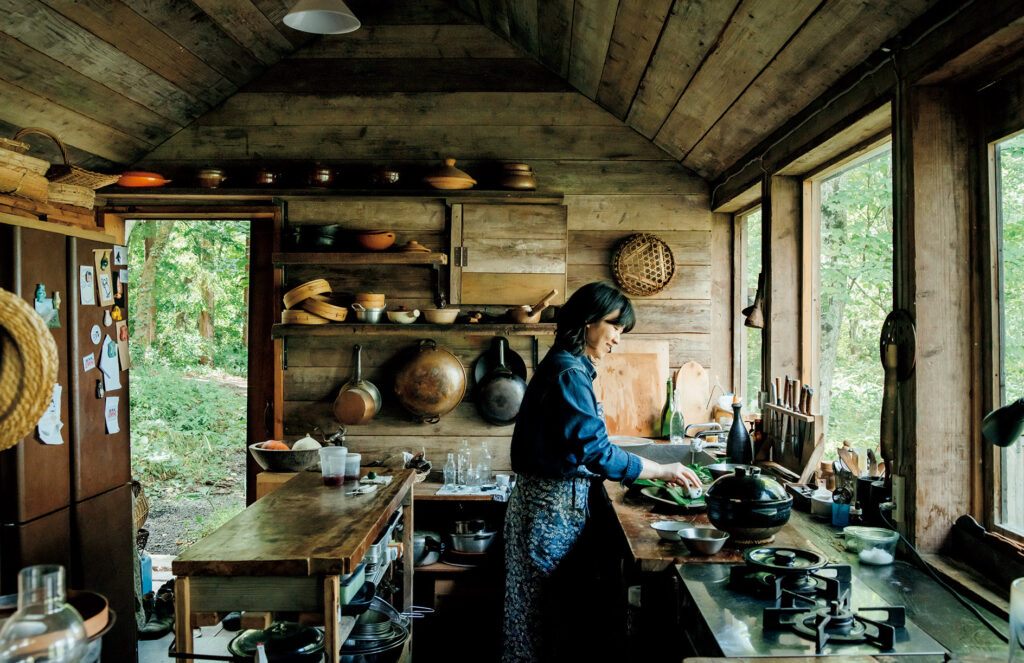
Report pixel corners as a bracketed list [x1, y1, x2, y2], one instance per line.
[249, 439, 321, 472]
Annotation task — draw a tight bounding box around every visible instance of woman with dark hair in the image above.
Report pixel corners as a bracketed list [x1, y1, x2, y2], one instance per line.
[502, 282, 700, 663]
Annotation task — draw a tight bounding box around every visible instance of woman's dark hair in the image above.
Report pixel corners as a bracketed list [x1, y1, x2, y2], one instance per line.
[554, 282, 635, 356]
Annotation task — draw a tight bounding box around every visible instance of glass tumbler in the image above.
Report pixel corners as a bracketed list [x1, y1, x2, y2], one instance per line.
[1011, 577, 1024, 661]
[0, 565, 88, 663]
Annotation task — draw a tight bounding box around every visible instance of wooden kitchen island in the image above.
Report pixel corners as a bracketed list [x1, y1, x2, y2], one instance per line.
[171, 470, 415, 663]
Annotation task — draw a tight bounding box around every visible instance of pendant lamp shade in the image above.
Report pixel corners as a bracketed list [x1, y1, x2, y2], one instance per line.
[981, 398, 1024, 448]
[284, 0, 360, 34]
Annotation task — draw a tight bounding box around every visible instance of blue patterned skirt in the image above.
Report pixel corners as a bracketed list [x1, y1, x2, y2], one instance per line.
[502, 474, 592, 663]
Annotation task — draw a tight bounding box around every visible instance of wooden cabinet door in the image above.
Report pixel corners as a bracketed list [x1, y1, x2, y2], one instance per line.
[450, 203, 567, 306]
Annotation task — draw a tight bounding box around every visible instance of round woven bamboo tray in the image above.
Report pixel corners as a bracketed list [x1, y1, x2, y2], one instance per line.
[611, 233, 675, 297]
[0, 288, 59, 451]
[300, 294, 348, 322]
[282, 309, 330, 325]
[283, 278, 331, 309]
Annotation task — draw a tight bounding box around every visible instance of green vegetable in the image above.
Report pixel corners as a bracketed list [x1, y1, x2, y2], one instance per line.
[368, 471, 377, 480]
[688, 464, 713, 484]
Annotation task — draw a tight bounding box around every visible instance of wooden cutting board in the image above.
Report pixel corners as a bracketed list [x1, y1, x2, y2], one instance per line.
[675, 361, 711, 431]
[593, 339, 669, 437]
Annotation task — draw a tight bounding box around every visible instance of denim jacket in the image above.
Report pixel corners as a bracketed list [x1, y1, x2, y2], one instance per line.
[510, 348, 642, 481]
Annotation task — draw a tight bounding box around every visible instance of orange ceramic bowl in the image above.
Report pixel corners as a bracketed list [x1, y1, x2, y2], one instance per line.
[355, 231, 395, 251]
[118, 171, 171, 187]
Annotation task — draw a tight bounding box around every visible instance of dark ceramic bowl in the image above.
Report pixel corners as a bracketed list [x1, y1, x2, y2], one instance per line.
[706, 466, 792, 544]
[248, 443, 319, 472]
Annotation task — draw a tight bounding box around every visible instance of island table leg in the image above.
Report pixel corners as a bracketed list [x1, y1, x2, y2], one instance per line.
[174, 577, 192, 663]
[324, 574, 340, 663]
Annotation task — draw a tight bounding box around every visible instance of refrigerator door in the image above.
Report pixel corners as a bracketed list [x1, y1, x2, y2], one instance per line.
[0, 507, 73, 593]
[0, 226, 72, 524]
[72, 483, 135, 662]
[69, 237, 130, 502]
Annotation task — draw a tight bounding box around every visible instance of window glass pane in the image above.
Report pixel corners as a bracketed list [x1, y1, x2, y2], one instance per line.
[745, 209, 762, 413]
[818, 150, 893, 458]
[997, 132, 1024, 534]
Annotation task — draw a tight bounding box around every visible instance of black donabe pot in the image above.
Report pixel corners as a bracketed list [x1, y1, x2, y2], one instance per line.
[705, 466, 792, 544]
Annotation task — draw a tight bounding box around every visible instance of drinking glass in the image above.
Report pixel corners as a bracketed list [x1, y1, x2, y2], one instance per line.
[1011, 577, 1024, 661]
[319, 447, 347, 487]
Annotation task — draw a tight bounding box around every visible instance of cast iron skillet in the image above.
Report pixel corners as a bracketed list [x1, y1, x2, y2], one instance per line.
[475, 337, 527, 425]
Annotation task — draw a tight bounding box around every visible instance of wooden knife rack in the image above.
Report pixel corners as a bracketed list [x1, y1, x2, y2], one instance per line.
[759, 403, 823, 484]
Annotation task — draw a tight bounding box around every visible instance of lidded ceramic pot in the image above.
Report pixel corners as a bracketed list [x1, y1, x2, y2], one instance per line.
[705, 466, 792, 544]
[498, 163, 536, 190]
[423, 158, 476, 190]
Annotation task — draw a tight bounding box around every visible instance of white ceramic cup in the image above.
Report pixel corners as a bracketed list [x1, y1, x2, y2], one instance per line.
[495, 474, 511, 488]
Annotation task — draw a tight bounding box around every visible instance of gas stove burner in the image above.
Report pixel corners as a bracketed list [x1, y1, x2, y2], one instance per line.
[764, 588, 906, 654]
[729, 547, 852, 602]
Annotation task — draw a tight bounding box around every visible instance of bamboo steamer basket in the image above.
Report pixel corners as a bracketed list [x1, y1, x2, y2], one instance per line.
[283, 278, 331, 309]
[0, 288, 59, 452]
[0, 136, 50, 174]
[300, 294, 348, 322]
[282, 309, 330, 325]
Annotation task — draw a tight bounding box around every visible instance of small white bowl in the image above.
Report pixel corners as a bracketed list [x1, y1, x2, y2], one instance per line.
[650, 520, 689, 541]
[422, 308, 459, 324]
[387, 309, 420, 324]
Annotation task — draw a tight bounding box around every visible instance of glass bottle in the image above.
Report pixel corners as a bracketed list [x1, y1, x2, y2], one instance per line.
[443, 453, 456, 488]
[726, 395, 753, 464]
[660, 377, 674, 439]
[478, 441, 492, 485]
[456, 439, 470, 486]
[0, 565, 88, 663]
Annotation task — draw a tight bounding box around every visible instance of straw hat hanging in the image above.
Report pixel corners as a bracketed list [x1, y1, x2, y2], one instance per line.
[0, 288, 59, 451]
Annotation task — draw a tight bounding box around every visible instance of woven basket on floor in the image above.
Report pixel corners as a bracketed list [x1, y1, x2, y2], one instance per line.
[132, 480, 150, 532]
[14, 127, 121, 189]
[0, 288, 59, 452]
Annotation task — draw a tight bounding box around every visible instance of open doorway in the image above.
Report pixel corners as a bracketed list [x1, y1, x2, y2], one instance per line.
[127, 219, 251, 555]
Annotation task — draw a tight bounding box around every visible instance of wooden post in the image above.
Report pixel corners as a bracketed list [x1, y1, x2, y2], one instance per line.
[324, 575, 340, 663]
[764, 175, 803, 384]
[174, 577, 192, 663]
[893, 84, 976, 552]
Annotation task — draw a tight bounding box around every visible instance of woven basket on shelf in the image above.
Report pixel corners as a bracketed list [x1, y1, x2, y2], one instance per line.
[611, 233, 676, 297]
[14, 127, 121, 189]
[0, 165, 49, 203]
[0, 288, 59, 452]
[0, 137, 50, 175]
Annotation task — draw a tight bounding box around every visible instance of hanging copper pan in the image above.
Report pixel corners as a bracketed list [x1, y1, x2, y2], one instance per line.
[393, 340, 466, 424]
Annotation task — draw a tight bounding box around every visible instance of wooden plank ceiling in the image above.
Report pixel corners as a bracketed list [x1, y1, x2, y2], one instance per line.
[0, 0, 941, 180]
[0, 0, 315, 170]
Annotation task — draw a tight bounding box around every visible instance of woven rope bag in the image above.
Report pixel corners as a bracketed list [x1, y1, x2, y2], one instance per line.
[611, 233, 675, 296]
[0, 288, 59, 451]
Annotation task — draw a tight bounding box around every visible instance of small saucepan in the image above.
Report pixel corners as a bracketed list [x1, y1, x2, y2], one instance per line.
[333, 345, 381, 425]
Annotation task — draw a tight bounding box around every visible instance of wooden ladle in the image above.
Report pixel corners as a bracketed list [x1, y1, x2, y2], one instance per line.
[508, 289, 558, 324]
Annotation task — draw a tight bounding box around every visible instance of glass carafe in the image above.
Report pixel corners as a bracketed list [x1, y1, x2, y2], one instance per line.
[0, 565, 88, 663]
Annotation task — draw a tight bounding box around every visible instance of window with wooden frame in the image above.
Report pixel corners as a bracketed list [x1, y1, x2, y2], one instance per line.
[802, 142, 893, 459]
[989, 129, 1024, 539]
[740, 207, 763, 414]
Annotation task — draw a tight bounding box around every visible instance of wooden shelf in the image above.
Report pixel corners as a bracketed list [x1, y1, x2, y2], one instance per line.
[415, 561, 481, 574]
[100, 187, 564, 204]
[414, 481, 504, 501]
[272, 323, 556, 338]
[274, 251, 447, 266]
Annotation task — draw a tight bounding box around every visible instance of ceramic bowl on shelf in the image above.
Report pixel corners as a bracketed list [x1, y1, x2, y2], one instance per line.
[387, 309, 420, 324]
[355, 230, 396, 251]
[422, 308, 459, 324]
[423, 158, 476, 190]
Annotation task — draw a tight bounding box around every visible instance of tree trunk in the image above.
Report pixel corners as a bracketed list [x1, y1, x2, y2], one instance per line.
[242, 236, 250, 348]
[132, 221, 175, 352]
[198, 236, 215, 365]
[818, 293, 847, 433]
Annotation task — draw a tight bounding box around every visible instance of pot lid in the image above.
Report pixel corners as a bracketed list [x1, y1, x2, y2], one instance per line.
[228, 621, 324, 659]
[706, 466, 789, 503]
[425, 158, 476, 185]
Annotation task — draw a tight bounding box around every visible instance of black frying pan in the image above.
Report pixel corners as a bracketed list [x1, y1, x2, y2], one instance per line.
[473, 337, 528, 384]
[475, 337, 527, 425]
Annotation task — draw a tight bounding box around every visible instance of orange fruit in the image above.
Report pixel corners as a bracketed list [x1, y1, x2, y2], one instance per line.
[261, 440, 290, 450]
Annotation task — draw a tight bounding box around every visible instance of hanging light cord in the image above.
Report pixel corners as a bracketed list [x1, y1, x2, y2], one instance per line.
[878, 506, 1009, 643]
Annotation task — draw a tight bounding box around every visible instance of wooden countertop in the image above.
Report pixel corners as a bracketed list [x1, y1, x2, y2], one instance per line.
[605, 480, 825, 573]
[173, 470, 414, 577]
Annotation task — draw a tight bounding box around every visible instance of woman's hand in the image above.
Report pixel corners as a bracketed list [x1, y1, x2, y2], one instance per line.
[659, 462, 701, 489]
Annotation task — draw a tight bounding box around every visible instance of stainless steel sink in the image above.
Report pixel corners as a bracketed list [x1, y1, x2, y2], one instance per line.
[625, 443, 717, 466]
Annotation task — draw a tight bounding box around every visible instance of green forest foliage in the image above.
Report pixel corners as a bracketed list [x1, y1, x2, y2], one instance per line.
[1000, 133, 1024, 404]
[127, 220, 250, 499]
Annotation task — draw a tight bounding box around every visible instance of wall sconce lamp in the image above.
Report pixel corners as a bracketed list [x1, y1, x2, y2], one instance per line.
[981, 398, 1024, 447]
